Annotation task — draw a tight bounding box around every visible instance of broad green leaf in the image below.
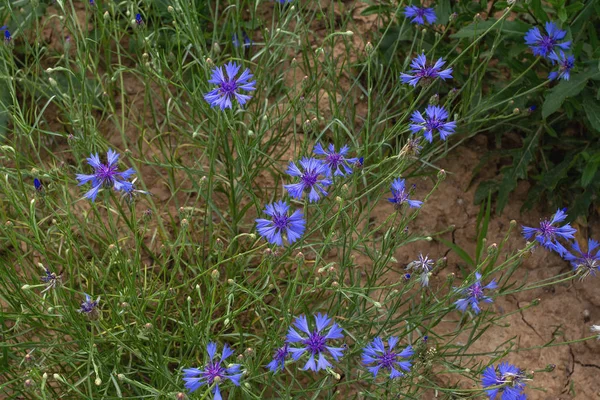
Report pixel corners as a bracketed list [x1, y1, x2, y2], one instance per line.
[435, 0, 452, 25]
[541, 70, 599, 118]
[581, 161, 599, 187]
[583, 95, 600, 132]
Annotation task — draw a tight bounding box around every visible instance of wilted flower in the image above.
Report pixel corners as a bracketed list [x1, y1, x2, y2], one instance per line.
[75, 149, 135, 202]
[313, 143, 358, 176]
[481, 362, 527, 400]
[255, 200, 305, 246]
[362, 336, 413, 379]
[454, 273, 498, 314]
[204, 62, 256, 110]
[40, 268, 62, 293]
[404, 6, 436, 25]
[183, 342, 241, 399]
[548, 51, 574, 81]
[267, 344, 290, 372]
[284, 158, 332, 202]
[406, 253, 434, 286]
[524, 21, 570, 58]
[287, 313, 345, 371]
[400, 54, 453, 87]
[522, 208, 576, 255]
[388, 178, 422, 209]
[563, 238, 600, 279]
[410, 105, 457, 143]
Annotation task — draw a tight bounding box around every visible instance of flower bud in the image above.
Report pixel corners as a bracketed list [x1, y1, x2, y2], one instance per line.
[429, 93, 439, 105]
[211, 269, 220, 280]
[365, 41, 374, 54]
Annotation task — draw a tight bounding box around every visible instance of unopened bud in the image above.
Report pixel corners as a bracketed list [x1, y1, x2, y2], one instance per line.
[437, 169, 446, 181]
[487, 243, 498, 256]
[103, 11, 110, 20]
[49, 77, 57, 87]
[95, 377, 102, 386]
[211, 269, 220, 280]
[205, 58, 214, 69]
[215, 238, 224, 251]
[429, 93, 439, 105]
[513, 108, 520, 115]
[167, 5, 174, 12]
[295, 252, 304, 266]
[365, 41, 374, 54]
[212, 42, 221, 55]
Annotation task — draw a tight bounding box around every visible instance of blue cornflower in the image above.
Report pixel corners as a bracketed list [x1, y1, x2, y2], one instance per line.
[410, 105, 457, 143]
[454, 273, 498, 314]
[183, 342, 242, 399]
[76, 149, 135, 202]
[564, 238, 600, 279]
[482, 362, 527, 400]
[388, 178, 422, 209]
[78, 294, 100, 317]
[1, 26, 11, 43]
[404, 6, 436, 25]
[34, 178, 43, 192]
[40, 268, 61, 293]
[232, 31, 251, 49]
[548, 51, 574, 81]
[524, 22, 570, 58]
[313, 143, 358, 177]
[406, 253, 434, 286]
[284, 158, 332, 202]
[255, 200, 305, 246]
[286, 313, 345, 371]
[400, 54, 453, 87]
[135, 13, 144, 26]
[267, 344, 290, 372]
[362, 337, 414, 379]
[522, 208, 576, 255]
[204, 62, 256, 110]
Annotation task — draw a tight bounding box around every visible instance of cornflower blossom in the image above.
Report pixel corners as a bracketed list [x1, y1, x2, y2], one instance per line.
[40, 268, 62, 293]
[78, 294, 100, 317]
[255, 200, 305, 246]
[524, 22, 570, 58]
[34, 178, 43, 192]
[410, 105, 457, 143]
[284, 158, 332, 202]
[522, 208, 576, 255]
[313, 143, 358, 177]
[361, 336, 414, 379]
[563, 238, 600, 280]
[204, 62, 256, 110]
[75, 149, 135, 202]
[400, 54, 453, 87]
[183, 342, 242, 399]
[1, 26, 11, 43]
[481, 362, 527, 400]
[404, 6, 436, 25]
[232, 31, 251, 49]
[406, 253, 434, 286]
[135, 13, 144, 26]
[548, 51, 574, 81]
[454, 273, 498, 314]
[388, 178, 422, 209]
[267, 344, 290, 372]
[286, 313, 345, 371]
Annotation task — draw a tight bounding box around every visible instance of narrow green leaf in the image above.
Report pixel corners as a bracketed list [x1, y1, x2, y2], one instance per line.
[436, 237, 475, 267]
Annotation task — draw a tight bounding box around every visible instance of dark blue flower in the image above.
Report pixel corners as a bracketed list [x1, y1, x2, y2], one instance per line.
[204, 62, 256, 110]
[75, 149, 135, 202]
[313, 143, 358, 176]
[455, 273, 498, 314]
[563, 238, 600, 279]
[284, 158, 332, 202]
[183, 342, 242, 399]
[522, 208, 576, 255]
[135, 13, 144, 26]
[267, 344, 290, 372]
[524, 22, 570, 58]
[40, 268, 61, 293]
[388, 178, 422, 209]
[404, 6, 436, 25]
[548, 51, 574, 81]
[406, 253, 434, 286]
[482, 362, 527, 400]
[286, 313, 345, 371]
[255, 200, 305, 246]
[0, 26, 11, 43]
[400, 54, 453, 87]
[34, 178, 43, 192]
[362, 337, 413, 379]
[232, 31, 251, 49]
[78, 294, 100, 315]
[410, 105, 456, 142]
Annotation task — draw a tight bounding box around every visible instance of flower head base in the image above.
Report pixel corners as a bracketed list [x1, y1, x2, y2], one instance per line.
[267, 344, 290, 372]
[362, 337, 413, 379]
[204, 62, 256, 110]
[563, 238, 600, 280]
[482, 362, 527, 400]
[400, 54, 453, 87]
[78, 294, 100, 318]
[454, 273, 498, 314]
[406, 253, 434, 286]
[522, 208, 576, 255]
[75, 149, 136, 202]
[548, 51, 574, 81]
[404, 6, 436, 25]
[183, 342, 242, 399]
[284, 158, 332, 202]
[256, 201, 305, 246]
[40, 268, 62, 293]
[388, 178, 422, 209]
[286, 313, 345, 371]
[524, 22, 570, 58]
[410, 105, 457, 143]
[313, 143, 358, 177]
